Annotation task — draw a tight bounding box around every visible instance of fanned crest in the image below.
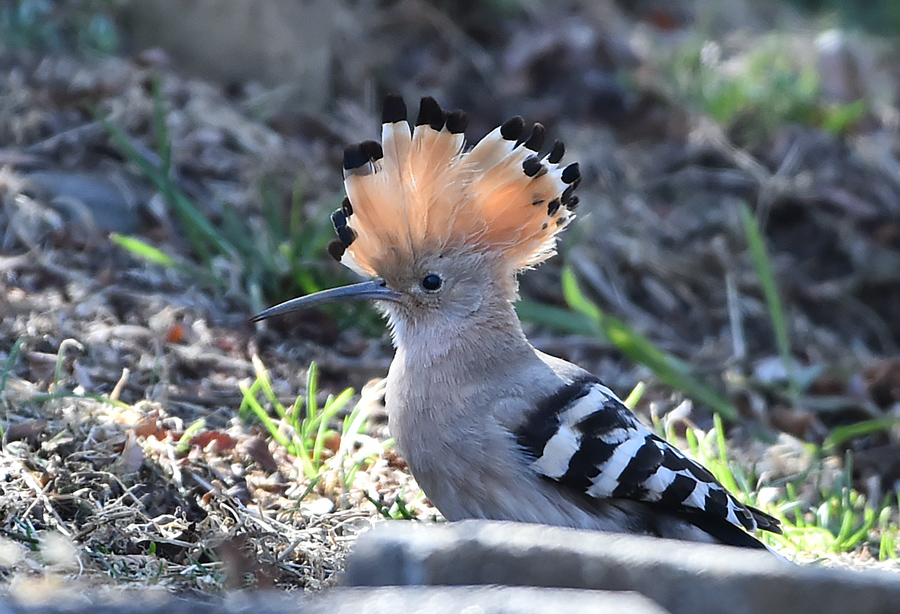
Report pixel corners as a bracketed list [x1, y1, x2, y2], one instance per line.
[328, 95, 581, 276]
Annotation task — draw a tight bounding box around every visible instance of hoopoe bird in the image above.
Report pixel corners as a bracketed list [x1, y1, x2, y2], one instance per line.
[254, 95, 782, 549]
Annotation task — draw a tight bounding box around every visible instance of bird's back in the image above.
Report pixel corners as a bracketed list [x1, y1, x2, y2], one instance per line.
[516, 353, 780, 548]
[387, 338, 779, 548]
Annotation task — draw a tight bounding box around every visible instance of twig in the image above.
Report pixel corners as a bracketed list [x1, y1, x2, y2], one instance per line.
[20, 465, 73, 537]
[726, 273, 746, 362]
[109, 368, 130, 402]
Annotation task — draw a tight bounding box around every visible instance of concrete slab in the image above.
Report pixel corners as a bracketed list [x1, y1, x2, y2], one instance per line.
[344, 520, 900, 614]
[6, 586, 667, 614]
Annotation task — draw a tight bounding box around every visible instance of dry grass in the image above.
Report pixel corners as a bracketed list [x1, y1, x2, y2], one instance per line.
[2, 0, 900, 597]
[0, 370, 434, 593]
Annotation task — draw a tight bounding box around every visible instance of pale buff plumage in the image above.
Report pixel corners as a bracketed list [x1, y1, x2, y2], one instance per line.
[254, 95, 781, 549]
[337, 97, 576, 280]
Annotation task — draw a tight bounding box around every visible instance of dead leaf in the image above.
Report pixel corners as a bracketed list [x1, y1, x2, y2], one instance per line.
[192, 430, 237, 453]
[6, 420, 48, 445]
[863, 358, 900, 409]
[115, 429, 145, 474]
[165, 323, 185, 343]
[239, 436, 278, 473]
[215, 535, 276, 590]
[132, 417, 169, 440]
[770, 405, 818, 439]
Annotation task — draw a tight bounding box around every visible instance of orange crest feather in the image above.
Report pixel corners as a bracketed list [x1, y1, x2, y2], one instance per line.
[329, 96, 581, 276]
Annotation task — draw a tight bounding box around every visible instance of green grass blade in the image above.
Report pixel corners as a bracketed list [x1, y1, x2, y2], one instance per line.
[393, 494, 416, 520]
[250, 355, 286, 418]
[363, 492, 393, 519]
[0, 338, 24, 396]
[287, 394, 305, 433]
[312, 401, 334, 470]
[239, 382, 291, 450]
[880, 501, 900, 560]
[834, 506, 864, 551]
[292, 476, 321, 509]
[305, 363, 320, 438]
[740, 203, 799, 399]
[685, 428, 700, 456]
[840, 507, 876, 551]
[237, 377, 264, 419]
[880, 530, 898, 561]
[823, 417, 900, 452]
[100, 115, 234, 260]
[515, 300, 597, 335]
[712, 413, 741, 494]
[312, 388, 354, 471]
[110, 233, 176, 267]
[786, 483, 804, 527]
[341, 398, 368, 442]
[561, 267, 737, 421]
[312, 402, 333, 472]
[53, 339, 83, 394]
[296, 437, 317, 480]
[176, 418, 206, 455]
[622, 382, 646, 410]
[109, 234, 227, 293]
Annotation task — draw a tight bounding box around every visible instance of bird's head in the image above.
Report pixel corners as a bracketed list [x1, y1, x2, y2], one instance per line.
[253, 95, 581, 338]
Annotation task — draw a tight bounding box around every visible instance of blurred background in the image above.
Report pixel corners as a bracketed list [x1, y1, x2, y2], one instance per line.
[1, 0, 900, 594]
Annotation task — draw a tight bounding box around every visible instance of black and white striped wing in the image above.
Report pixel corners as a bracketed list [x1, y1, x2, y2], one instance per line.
[516, 376, 781, 542]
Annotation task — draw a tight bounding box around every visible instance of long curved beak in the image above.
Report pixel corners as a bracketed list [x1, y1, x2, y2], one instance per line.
[252, 279, 401, 322]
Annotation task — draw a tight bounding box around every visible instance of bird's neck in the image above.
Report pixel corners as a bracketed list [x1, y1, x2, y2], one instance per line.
[384, 292, 551, 441]
[390, 296, 535, 376]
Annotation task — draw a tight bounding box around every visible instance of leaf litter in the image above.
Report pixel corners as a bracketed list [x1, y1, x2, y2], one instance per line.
[2, 0, 900, 598]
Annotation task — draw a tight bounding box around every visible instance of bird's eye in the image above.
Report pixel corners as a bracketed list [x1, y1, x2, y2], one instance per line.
[421, 274, 442, 292]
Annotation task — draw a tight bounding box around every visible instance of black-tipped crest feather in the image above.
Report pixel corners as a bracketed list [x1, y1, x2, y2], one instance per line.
[338, 95, 579, 276]
[382, 94, 407, 123]
[327, 239, 345, 261]
[561, 163, 580, 184]
[416, 96, 446, 130]
[548, 140, 565, 164]
[343, 144, 368, 170]
[524, 123, 546, 151]
[500, 116, 525, 141]
[360, 140, 384, 161]
[446, 110, 469, 134]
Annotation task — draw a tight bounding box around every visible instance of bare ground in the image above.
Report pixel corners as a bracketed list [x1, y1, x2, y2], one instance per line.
[1, 0, 900, 598]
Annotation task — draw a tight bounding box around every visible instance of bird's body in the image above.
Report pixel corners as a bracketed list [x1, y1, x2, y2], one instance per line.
[255, 95, 781, 549]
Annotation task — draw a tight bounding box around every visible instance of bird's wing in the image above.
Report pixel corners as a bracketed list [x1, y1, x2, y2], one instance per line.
[515, 375, 781, 543]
